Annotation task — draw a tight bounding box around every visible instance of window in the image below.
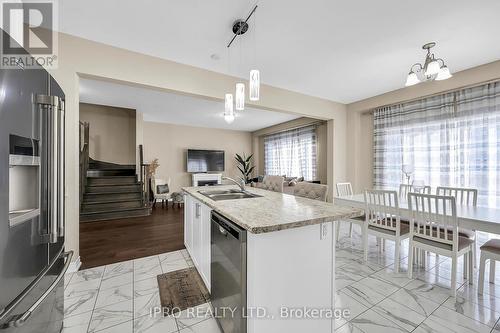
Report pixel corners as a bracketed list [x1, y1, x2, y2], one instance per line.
[374, 81, 500, 207]
[264, 125, 317, 180]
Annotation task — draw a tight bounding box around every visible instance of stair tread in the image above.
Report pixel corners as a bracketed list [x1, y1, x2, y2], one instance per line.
[82, 198, 142, 204]
[84, 191, 142, 195]
[80, 206, 149, 215]
[86, 184, 140, 187]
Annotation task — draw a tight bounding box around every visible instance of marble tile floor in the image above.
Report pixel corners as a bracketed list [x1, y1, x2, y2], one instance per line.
[63, 223, 500, 333]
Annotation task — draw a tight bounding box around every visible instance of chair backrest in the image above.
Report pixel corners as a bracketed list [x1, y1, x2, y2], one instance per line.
[408, 193, 458, 250]
[364, 190, 402, 235]
[436, 186, 477, 206]
[336, 182, 353, 196]
[293, 182, 328, 201]
[399, 184, 431, 199]
[261, 175, 284, 193]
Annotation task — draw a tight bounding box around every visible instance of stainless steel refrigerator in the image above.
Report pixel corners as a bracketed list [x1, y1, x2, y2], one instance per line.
[0, 37, 71, 332]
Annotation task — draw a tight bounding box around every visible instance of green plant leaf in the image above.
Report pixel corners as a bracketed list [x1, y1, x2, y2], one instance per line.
[246, 154, 253, 162]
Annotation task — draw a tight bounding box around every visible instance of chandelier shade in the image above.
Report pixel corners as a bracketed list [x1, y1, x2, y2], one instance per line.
[435, 66, 452, 81]
[405, 71, 420, 87]
[425, 59, 441, 76]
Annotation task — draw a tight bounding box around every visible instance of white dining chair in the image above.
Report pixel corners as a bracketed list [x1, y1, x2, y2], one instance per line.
[478, 239, 500, 295]
[436, 186, 477, 269]
[363, 190, 409, 272]
[407, 193, 474, 297]
[399, 183, 431, 199]
[335, 182, 366, 242]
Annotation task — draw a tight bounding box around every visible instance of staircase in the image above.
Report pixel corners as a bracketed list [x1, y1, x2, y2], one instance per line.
[80, 159, 152, 222]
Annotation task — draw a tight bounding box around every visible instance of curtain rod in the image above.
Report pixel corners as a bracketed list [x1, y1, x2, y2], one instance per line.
[258, 120, 326, 137]
[361, 77, 500, 115]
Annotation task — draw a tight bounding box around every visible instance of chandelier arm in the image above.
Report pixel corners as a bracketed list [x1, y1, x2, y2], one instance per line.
[409, 63, 423, 73]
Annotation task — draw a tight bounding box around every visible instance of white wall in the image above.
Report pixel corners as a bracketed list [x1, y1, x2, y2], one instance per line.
[79, 103, 136, 165]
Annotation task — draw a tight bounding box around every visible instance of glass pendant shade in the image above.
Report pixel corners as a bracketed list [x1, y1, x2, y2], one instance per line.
[249, 69, 260, 101]
[235, 83, 245, 111]
[425, 60, 441, 76]
[224, 93, 234, 123]
[435, 66, 452, 81]
[405, 72, 419, 87]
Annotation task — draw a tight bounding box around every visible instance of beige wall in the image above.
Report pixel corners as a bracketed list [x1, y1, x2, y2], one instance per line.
[49, 32, 348, 259]
[345, 60, 500, 192]
[79, 103, 136, 165]
[251, 118, 328, 184]
[143, 122, 252, 193]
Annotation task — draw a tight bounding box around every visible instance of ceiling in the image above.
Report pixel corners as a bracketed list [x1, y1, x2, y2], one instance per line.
[60, 1, 500, 103]
[79, 78, 299, 132]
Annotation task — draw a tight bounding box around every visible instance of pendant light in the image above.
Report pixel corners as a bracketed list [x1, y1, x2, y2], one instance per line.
[235, 83, 245, 110]
[224, 93, 235, 123]
[249, 69, 260, 101]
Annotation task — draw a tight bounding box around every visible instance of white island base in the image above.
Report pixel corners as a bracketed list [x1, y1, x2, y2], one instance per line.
[247, 222, 335, 333]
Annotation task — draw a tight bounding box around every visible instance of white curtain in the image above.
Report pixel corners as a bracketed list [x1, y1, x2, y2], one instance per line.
[264, 125, 317, 180]
[374, 81, 500, 207]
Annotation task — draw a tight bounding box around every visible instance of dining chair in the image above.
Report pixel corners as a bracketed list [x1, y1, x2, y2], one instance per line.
[258, 175, 284, 193]
[436, 186, 477, 269]
[478, 239, 500, 295]
[399, 183, 431, 199]
[407, 193, 474, 297]
[293, 182, 328, 201]
[335, 183, 366, 243]
[363, 190, 409, 272]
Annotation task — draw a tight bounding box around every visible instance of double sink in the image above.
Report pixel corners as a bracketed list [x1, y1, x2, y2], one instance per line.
[199, 188, 262, 201]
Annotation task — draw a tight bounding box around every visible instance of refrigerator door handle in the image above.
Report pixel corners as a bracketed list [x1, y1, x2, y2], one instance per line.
[36, 94, 64, 243]
[0, 250, 73, 329]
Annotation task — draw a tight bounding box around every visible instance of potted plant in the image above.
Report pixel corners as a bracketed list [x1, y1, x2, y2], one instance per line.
[235, 153, 255, 184]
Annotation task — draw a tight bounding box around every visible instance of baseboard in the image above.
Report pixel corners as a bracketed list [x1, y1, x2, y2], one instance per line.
[67, 256, 82, 273]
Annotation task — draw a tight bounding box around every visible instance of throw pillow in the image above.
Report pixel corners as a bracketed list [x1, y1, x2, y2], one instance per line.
[157, 184, 169, 194]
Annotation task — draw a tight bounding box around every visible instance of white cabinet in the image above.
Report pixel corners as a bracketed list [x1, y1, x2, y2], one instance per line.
[183, 194, 211, 291]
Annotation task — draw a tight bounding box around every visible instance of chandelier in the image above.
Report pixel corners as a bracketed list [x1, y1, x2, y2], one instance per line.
[405, 42, 452, 87]
[224, 5, 260, 124]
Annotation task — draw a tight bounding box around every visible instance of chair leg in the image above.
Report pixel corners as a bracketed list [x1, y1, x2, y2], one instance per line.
[349, 222, 353, 237]
[363, 227, 369, 262]
[468, 250, 474, 285]
[478, 254, 486, 295]
[408, 240, 414, 279]
[451, 256, 457, 297]
[473, 233, 477, 268]
[153, 199, 156, 207]
[490, 259, 496, 284]
[394, 240, 400, 273]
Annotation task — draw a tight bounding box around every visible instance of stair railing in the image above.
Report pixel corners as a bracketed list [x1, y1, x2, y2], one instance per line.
[79, 121, 90, 210]
[138, 145, 151, 207]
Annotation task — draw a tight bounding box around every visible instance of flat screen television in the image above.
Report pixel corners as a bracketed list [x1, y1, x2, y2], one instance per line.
[187, 149, 225, 173]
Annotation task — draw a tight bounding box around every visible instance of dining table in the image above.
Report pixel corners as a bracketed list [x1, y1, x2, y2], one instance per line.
[334, 193, 500, 234]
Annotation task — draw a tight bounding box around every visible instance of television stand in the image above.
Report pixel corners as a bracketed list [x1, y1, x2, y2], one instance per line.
[192, 173, 222, 187]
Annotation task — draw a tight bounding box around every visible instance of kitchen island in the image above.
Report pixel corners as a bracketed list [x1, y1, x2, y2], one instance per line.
[182, 185, 362, 333]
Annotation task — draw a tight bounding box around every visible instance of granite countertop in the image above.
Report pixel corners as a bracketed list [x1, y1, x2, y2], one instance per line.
[182, 185, 363, 234]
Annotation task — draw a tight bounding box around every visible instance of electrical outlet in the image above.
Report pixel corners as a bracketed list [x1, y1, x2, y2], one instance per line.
[320, 223, 328, 240]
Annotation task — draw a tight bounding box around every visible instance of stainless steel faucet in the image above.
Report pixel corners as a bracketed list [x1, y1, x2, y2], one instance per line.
[222, 176, 245, 191]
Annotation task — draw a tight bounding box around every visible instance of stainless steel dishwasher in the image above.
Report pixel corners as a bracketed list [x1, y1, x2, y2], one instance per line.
[211, 211, 247, 333]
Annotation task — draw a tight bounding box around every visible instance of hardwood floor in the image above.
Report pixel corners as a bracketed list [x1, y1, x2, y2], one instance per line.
[79, 205, 184, 269]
